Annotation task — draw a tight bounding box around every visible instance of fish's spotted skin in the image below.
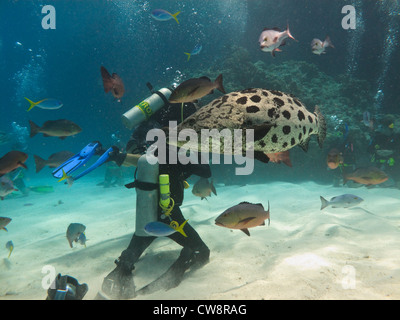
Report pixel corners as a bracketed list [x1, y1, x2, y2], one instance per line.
[174, 88, 326, 155]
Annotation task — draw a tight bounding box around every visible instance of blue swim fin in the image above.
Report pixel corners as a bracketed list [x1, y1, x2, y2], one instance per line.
[52, 142, 101, 179]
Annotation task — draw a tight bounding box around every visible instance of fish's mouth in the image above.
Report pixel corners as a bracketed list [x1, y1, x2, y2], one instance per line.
[215, 221, 224, 227]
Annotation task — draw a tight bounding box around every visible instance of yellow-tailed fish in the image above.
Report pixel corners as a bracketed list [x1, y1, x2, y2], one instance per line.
[6, 240, 13, 258]
[25, 98, 63, 112]
[170, 219, 188, 237]
[58, 169, 75, 186]
[151, 9, 180, 24]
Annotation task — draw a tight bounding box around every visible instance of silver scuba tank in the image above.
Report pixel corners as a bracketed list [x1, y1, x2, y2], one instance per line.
[121, 87, 173, 130]
[134, 154, 159, 237]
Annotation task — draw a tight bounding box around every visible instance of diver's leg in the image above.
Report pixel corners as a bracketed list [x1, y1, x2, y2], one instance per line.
[136, 208, 210, 296]
[101, 234, 155, 299]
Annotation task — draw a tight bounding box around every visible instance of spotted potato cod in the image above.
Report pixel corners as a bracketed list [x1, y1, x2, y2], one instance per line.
[173, 88, 327, 163]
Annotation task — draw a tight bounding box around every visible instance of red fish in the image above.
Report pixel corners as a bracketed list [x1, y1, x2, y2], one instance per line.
[101, 66, 125, 101]
[266, 150, 292, 167]
[0, 151, 28, 176]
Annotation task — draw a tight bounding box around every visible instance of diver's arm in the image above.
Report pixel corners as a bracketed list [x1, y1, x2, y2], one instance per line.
[107, 150, 141, 167]
[121, 153, 141, 167]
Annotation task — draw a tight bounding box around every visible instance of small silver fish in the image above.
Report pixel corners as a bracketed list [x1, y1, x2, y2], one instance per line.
[192, 177, 217, 200]
[311, 36, 334, 55]
[0, 176, 18, 200]
[320, 194, 363, 210]
[259, 25, 296, 57]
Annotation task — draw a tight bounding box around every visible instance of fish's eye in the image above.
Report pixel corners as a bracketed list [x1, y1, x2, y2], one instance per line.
[264, 37, 268, 42]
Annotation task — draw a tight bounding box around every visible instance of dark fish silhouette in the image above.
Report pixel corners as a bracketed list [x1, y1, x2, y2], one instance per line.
[29, 119, 82, 139]
[169, 74, 226, 103]
[34, 151, 75, 173]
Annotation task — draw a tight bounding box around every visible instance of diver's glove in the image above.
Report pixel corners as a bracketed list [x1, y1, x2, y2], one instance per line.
[106, 146, 127, 167]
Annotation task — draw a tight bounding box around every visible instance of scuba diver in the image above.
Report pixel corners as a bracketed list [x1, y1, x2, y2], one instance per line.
[100, 143, 211, 299]
[52, 85, 211, 299]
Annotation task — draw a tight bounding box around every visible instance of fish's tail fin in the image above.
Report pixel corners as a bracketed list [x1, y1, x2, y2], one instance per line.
[286, 23, 296, 41]
[215, 74, 226, 94]
[184, 52, 191, 61]
[7, 244, 13, 259]
[100, 66, 114, 93]
[210, 179, 217, 196]
[172, 11, 180, 24]
[33, 155, 46, 173]
[320, 196, 329, 211]
[29, 120, 40, 138]
[324, 36, 335, 48]
[280, 150, 293, 167]
[59, 170, 74, 188]
[173, 219, 188, 237]
[314, 106, 326, 148]
[25, 97, 46, 112]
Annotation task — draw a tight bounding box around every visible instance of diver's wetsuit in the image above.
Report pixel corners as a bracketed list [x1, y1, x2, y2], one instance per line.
[102, 152, 211, 299]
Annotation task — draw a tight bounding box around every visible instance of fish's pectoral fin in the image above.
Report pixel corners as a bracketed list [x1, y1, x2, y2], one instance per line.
[239, 217, 257, 226]
[240, 228, 250, 236]
[299, 137, 311, 152]
[211, 180, 217, 196]
[18, 161, 28, 169]
[188, 86, 201, 96]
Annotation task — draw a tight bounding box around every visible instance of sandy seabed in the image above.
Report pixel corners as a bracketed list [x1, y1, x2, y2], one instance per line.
[1, 175, 399, 300]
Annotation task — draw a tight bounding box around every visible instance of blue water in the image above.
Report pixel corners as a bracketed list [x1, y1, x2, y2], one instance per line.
[1, 0, 400, 300]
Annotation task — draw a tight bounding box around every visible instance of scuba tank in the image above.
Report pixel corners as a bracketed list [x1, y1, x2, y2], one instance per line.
[134, 154, 159, 237]
[121, 87, 173, 130]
